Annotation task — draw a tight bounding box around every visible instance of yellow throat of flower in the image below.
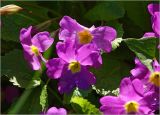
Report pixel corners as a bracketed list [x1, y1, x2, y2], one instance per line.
[149, 71, 160, 87]
[31, 45, 39, 56]
[68, 61, 81, 74]
[124, 101, 139, 113]
[78, 30, 93, 44]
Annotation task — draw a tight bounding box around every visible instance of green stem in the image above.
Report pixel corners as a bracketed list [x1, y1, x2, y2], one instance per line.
[8, 89, 33, 114]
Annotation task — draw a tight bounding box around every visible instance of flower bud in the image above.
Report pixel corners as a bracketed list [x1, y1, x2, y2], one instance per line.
[0, 4, 23, 15]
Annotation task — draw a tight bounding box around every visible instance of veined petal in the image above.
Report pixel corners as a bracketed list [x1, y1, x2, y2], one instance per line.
[59, 16, 84, 40]
[91, 26, 116, 53]
[100, 96, 125, 114]
[76, 44, 102, 67]
[46, 58, 66, 79]
[120, 77, 143, 101]
[47, 107, 67, 115]
[56, 39, 76, 62]
[31, 32, 54, 52]
[20, 26, 32, 45]
[92, 26, 117, 42]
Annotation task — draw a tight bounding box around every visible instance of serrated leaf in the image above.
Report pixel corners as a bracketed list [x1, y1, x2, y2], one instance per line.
[1, 49, 41, 88]
[40, 85, 48, 111]
[112, 38, 123, 50]
[85, 2, 125, 22]
[71, 96, 101, 114]
[124, 38, 157, 70]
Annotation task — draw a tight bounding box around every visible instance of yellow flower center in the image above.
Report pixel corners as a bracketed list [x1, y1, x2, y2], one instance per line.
[149, 72, 160, 87]
[77, 30, 93, 44]
[31, 45, 39, 56]
[124, 101, 139, 113]
[68, 61, 81, 74]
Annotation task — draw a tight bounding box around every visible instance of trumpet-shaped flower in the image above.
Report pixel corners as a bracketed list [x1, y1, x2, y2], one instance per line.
[20, 26, 54, 70]
[46, 39, 102, 94]
[59, 16, 117, 53]
[100, 77, 154, 114]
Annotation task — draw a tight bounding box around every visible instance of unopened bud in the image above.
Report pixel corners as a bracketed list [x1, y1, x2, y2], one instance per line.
[0, 4, 23, 15]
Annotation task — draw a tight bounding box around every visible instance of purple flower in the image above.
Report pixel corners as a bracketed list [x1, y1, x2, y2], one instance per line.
[46, 39, 101, 94]
[46, 107, 67, 115]
[59, 16, 117, 53]
[143, 4, 160, 48]
[20, 26, 54, 70]
[100, 77, 154, 114]
[131, 58, 160, 110]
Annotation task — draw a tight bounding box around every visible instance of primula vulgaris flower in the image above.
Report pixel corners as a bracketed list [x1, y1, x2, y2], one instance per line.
[131, 58, 160, 110]
[46, 107, 67, 115]
[100, 77, 154, 114]
[20, 26, 54, 70]
[46, 39, 101, 94]
[59, 16, 117, 53]
[143, 3, 160, 48]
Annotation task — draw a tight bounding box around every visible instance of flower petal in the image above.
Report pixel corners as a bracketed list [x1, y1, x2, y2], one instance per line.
[23, 50, 41, 70]
[75, 67, 96, 90]
[152, 59, 160, 71]
[100, 96, 125, 114]
[91, 26, 116, 52]
[120, 77, 143, 101]
[148, 4, 160, 16]
[92, 26, 117, 42]
[56, 39, 76, 62]
[152, 12, 160, 37]
[46, 58, 66, 79]
[58, 70, 76, 94]
[31, 32, 54, 52]
[20, 26, 32, 45]
[143, 32, 156, 38]
[59, 16, 84, 40]
[76, 44, 102, 67]
[47, 107, 67, 115]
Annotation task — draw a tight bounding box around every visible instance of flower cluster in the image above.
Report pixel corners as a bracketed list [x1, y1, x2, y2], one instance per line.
[19, 3, 159, 115]
[100, 58, 160, 114]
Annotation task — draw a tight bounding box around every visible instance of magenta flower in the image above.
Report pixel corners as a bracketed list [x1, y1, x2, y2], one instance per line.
[46, 107, 67, 115]
[20, 26, 54, 70]
[100, 77, 154, 114]
[143, 4, 160, 48]
[46, 39, 101, 94]
[59, 16, 117, 53]
[131, 58, 160, 110]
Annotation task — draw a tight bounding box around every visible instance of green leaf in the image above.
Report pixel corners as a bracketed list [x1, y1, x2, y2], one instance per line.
[63, 88, 91, 105]
[40, 85, 48, 111]
[71, 96, 101, 114]
[124, 38, 157, 70]
[91, 46, 133, 92]
[1, 49, 41, 88]
[123, 2, 151, 31]
[85, 2, 125, 22]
